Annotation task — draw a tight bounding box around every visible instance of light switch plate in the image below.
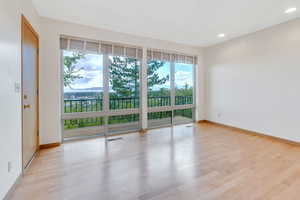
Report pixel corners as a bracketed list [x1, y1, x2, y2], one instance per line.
[14, 82, 21, 93]
[8, 161, 12, 173]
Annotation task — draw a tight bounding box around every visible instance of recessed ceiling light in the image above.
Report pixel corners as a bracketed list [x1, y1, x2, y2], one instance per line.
[218, 33, 226, 38]
[285, 7, 297, 14]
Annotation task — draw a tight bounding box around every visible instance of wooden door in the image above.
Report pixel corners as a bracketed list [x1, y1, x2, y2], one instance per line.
[21, 16, 39, 169]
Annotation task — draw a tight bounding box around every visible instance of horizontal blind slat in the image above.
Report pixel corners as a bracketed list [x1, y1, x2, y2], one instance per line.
[60, 36, 142, 59]
[60, 38, 68, 50]
[147, 49, 197, 64]
[69, 39, 84, 50]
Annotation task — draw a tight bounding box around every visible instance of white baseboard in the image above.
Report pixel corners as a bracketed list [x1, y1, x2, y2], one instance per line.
[3, 174, 22, 200]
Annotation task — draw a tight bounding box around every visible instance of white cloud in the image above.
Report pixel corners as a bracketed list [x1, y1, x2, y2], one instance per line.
[175, 70, 193, 88]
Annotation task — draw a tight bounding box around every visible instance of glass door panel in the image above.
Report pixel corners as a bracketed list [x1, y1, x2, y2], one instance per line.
[63, 50, 103, 113]
[107, 56, 140, 135]
[107, 114, 140, 135]
[147, 61, 171, 107]
[109, 56, 140, 110]
[174, 63, 194, 105]
[63, 117, 105, 139]
[63, 50, 104, 139]
[148, 111, 172, 128]
[173, 108, 194, 125]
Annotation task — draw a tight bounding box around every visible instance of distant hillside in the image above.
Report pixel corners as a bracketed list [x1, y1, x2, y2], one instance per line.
[64, 87, 103, 93]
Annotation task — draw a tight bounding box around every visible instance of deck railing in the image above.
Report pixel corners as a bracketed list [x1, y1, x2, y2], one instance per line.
[175, 96, 193, 105]
[64, 99, 103, 113]
[148, 96, 171, 107]
[64, 96, 193, 113]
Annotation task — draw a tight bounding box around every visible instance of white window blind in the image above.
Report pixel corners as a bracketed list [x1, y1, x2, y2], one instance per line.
[60, 36, 197, 64]
[60, 37, 143, 59]
[147, 49, 197, 64]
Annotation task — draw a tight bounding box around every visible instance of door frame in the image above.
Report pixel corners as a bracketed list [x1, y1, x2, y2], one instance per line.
[21, 15, 40, 170]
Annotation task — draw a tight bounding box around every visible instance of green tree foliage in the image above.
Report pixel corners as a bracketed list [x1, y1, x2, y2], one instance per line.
[64, 52, 85, 88]
[147, 60, 169, 92]
[175, 82, 193, 96]
[109, 57, 139, 97]
[109, 57, 169, 97]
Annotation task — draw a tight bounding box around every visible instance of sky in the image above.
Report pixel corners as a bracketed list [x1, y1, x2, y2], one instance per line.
[64, 51, 193, 93]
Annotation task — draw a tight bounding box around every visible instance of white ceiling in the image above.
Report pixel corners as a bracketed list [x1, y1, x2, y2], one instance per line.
[32, 0, 300, 47]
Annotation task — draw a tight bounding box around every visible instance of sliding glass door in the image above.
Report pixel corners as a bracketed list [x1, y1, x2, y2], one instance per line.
[146, 51, 196, 128]
[108, 55, 140, 135]
[147, 60, 172, 128]
[61, 38, 142, 140]
[60, 37, 197, 140]
[174, 62, 194, 124]
[63, 50, 105, 139]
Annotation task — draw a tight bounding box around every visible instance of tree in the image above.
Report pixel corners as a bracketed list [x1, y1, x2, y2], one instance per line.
[109, 57, 169, 97]
[64, 52, 85, 88]
[147, 60, 169, 92]
[175, 82, 193, 97]
[109, 57, 139, 97]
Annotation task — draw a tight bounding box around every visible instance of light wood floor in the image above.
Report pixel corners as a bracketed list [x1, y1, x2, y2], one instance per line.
[10, 122, 300, 200]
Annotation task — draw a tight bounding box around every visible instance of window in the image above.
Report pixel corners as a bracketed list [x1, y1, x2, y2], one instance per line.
[63, 117, 105, 139]
[63, 51, 103, 113]
[108, 114, 140, 135]
[148, 111, 172, 128]
[61, 37, 196, 140]
[175, 63, 194, 105]
[147, 61, 171, 107]
[63, 50, 105, 139]
[61, 38, 143, 140]
[146, 50, 196, 129]
[173, 108, 193, 125]
[109, 56, 140, 110]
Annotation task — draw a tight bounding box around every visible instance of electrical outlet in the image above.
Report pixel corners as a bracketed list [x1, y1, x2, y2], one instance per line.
[8, 161, 12, 173]
[217, 113, 222, 118]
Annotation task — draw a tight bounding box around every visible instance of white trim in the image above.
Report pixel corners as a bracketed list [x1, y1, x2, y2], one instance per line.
[148, 106, 173, 113]
[60, 50, 65, 143]
[103, 54, 110, 140]
[194, 55, 199, 121]
[170, 61, 175, 124]
[174, 104, 195, 110]
[141, 47, 148, 129]
[108, 108, 140, 116]
[3, 174, 22, 200]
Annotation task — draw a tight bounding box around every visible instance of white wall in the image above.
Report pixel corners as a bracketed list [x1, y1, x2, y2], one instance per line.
[39, 17, 204, 145]
[0, 0, 39, 198]
[21, 0, 40, 33]
[204, 18, 300, 142]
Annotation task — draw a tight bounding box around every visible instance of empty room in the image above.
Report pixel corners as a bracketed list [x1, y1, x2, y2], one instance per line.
[2, 0, 300, 199]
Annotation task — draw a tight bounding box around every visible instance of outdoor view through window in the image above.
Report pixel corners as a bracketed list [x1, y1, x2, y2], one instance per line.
[63, 49, 195, 139]
[147, 60, 194, 127]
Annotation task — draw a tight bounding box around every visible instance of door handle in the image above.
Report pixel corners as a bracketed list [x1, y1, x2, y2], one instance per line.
[24, 104, 31, 109]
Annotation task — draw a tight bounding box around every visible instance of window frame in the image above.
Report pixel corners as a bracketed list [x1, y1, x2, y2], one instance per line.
[147, 60, 196, 129]
[61, 50, 142, 141]
[60, 37, 198, 141]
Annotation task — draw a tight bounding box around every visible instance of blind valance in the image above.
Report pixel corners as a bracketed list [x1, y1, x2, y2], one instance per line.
[60, 37, 143, 59]
[60, 36, 197, 64]
[147, 49, 197, 64]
